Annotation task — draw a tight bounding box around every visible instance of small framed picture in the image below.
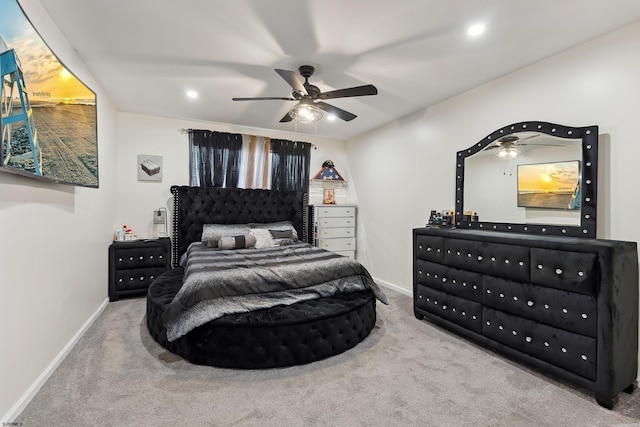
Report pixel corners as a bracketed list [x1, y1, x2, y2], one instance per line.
[323, 189, 336, 204]
[138, 154, 163, 182]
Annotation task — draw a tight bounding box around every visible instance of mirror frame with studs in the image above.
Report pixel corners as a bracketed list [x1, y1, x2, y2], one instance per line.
[454, 121, 599, 238]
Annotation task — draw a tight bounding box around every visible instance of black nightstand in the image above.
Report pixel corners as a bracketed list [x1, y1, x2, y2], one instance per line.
[108, 237, 171, 301]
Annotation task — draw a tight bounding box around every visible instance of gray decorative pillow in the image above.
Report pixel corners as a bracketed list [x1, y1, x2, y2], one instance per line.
[218, 234, 257, 250]
[273, 238, 295, 247]
[201, 223, 251, 248]
[269, 229, 294, 239]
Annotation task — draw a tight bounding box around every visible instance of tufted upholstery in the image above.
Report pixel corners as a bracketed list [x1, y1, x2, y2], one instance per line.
[170, 186, 306, 266]
[413, 228, 638, 409]
[147, 268, 377, 368]
[109, 238, 171, 301]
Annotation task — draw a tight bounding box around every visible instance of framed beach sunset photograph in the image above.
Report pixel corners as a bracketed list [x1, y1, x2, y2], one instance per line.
[517, 160, 581, 210]
[0, 0, 98, 187]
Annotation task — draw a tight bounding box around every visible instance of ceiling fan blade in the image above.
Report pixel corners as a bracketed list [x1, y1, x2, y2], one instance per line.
[232, 97, 296, 101]
[279, 111, 293, 123]
[319, 84, 378, 100]
[316, 101, 357, 121]
[274, 69, 308, 96]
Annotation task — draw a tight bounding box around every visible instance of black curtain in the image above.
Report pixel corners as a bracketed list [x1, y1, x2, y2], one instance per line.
[189, 130, 242, 187]
[270, 139, 311, 191]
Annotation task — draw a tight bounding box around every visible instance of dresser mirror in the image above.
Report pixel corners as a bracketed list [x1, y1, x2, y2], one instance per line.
[455, 121, 599, 238]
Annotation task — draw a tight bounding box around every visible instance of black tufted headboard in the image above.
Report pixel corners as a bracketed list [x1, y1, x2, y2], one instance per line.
[170, 186, 308, 267]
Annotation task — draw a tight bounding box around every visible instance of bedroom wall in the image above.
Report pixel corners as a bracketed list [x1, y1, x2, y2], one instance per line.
[348, 20, 640, 296]
[115, 112, 352, 241]
[1, 0, 118, 421]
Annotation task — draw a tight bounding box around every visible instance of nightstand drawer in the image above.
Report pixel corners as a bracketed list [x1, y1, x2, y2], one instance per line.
[114, 246, 169, 269]
[318, 227, 355, 238]
[316, 206, 355, 218]
[318, 237, 356, 252]
[114, 267, 167, 291]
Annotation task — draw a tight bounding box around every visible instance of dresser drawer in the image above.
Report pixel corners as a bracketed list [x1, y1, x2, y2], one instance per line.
[318, 216, 356, 228]
[318, 227, 355, 238]
[318, 237, 356, 252]
[483, 307, 597, 381]
[316, 206, 355, 218]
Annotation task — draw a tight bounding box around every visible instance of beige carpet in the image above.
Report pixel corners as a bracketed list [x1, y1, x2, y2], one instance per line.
[17, 288, 640, 426]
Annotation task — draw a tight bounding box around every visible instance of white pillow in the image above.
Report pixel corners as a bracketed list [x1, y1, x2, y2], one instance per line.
[249, 228, 274, 249]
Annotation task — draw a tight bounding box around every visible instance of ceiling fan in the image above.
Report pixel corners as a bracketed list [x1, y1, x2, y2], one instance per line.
[485, 134, 565, 158]
[232, 65, 378, 123]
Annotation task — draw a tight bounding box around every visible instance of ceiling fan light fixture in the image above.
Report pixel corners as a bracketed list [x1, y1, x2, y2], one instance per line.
[497, 146, 520, 159]
[289, 100, 322, 123]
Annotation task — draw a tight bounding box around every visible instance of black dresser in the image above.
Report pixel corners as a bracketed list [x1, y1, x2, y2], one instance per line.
[109, 238, 171, 301]
[413, 227, 638, 409]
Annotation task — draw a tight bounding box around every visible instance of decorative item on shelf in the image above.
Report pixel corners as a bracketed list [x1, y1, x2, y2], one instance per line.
[323, 188, 336, 205]
[114, 224, 136, 241]
[313, 160, 347, 186]
[462, 211, 479, 222]
[427, 210, 457, 227]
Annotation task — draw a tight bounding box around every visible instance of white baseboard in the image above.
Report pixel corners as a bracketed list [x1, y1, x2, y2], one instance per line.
[2, 298, 109, 423]
[373, 277, 412, 297]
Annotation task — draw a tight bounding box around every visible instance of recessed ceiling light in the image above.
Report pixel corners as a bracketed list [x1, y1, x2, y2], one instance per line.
[186, 90, 198, 99]
[467, 23, 485, 37]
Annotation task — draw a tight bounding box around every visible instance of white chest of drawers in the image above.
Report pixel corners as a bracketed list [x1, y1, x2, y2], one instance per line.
[314, 205, 357, 258]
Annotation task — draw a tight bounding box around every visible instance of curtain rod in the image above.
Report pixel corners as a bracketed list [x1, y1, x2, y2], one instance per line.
[178, 128, 315, 147]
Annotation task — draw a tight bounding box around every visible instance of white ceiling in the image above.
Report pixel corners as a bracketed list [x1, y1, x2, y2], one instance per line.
[38, 0, 640, 140]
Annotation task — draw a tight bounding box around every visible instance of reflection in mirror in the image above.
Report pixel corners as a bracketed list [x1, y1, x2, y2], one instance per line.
[455, 122, 598, 238]
[464, 132, 582, 226]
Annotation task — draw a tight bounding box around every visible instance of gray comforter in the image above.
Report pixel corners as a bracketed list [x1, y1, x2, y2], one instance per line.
[163, 242, 387, 342]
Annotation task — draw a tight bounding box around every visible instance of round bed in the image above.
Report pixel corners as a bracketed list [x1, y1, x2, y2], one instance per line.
[147, 268, 376, 368]
[146, 186, 379, 369]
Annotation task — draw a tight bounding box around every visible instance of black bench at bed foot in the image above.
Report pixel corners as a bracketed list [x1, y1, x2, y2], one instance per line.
[624, 381, 638, 394]
[596, 393, 618, 410]
[414, 312, 424, 320]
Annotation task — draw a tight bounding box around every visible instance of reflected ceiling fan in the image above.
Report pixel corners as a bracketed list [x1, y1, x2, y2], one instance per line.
[486, 134, 562, 158]
[232, 65, 377, 123]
